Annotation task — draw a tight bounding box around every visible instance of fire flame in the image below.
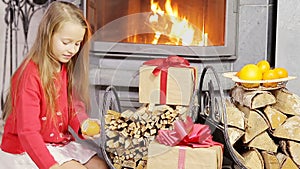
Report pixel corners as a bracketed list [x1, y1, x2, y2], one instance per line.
[149, 0, 208, 46]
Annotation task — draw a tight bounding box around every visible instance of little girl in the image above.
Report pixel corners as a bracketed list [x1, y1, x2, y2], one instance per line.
[0, 1, 108, 169]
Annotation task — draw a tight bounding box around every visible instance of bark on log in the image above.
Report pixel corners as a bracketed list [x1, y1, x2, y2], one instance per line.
[227, 127, 244, 145]
[242, 149, 264, 169]
[273, 89, 300, 116]
[225, 99, 245, 130]
[277, 153, 299, 169]
[263, 106, 287, 130]
[273, 116, 300, 142]
[287, 140, 300, 166]
[261, 151, 280, 169]
[231, 86, 276, 109]
[247, 131, 278, 153]
[243, 109, 269, 143]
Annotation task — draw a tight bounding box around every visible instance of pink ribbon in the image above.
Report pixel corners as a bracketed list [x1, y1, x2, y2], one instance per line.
[156, 116, 223, 148]
[143, 55, 194, 104]
[178, 147, 186, 169]
[156, 116, 223, 169]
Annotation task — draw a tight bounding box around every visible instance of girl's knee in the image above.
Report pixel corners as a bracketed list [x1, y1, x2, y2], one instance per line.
[85, 155, 108, 169]
[61, 160, 87, 169]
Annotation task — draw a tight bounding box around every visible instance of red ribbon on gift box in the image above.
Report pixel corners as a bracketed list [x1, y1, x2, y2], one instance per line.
[156, 116, 223, 148]
[143, 55, 195, 104]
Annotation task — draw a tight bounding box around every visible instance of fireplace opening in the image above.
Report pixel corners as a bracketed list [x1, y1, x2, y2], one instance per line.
[86, 0, 236, 57]
[95, 0, 225, 47]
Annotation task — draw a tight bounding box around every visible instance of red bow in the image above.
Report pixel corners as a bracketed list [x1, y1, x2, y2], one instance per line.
[143, 55, 191, 76]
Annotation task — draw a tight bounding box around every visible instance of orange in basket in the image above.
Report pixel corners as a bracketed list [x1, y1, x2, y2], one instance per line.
[262, 69, 279, 87]
[239, 64, 262, 88]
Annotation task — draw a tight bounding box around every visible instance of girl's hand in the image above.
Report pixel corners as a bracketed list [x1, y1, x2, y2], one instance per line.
[81, 118, 101, 140]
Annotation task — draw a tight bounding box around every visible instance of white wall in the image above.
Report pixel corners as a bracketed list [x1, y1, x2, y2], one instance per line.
[0, 1, 83, 117]
[276, 0, 300, 96]
[0, 3, 44, 116]
[0, 3, 6, 115]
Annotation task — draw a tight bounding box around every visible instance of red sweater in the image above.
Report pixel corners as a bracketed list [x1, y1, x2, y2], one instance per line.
[1, 61, 88, 169]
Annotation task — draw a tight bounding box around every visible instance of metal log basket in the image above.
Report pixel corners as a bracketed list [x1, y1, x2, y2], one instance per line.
[99, 65, 247, 169]
[100, 85, 121, 169]
[198, 66, 247, 169]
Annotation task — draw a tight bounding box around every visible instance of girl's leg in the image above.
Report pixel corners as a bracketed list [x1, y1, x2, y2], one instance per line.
[84, 155, 108, 169]
[60, 160, 87, 169]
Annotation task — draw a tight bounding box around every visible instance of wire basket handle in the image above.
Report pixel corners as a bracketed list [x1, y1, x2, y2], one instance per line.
[100, 85, 121, 169]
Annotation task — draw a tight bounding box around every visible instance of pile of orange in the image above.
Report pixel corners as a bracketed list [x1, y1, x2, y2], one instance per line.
[237, 60, 288, 88]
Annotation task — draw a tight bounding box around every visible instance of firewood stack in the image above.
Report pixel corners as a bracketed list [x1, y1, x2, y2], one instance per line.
[104, 104, 188, 169]
[226, 86, 300, 169]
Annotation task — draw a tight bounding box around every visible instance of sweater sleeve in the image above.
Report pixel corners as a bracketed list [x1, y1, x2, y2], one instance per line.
[16, 74, 57, 169]
[69, 100, 89, 139]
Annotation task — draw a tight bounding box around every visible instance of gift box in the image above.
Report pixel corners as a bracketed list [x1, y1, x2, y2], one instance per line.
[147, 117, 223, 169]
[139, 56, 197, 105]
[147, 141, 223, 169]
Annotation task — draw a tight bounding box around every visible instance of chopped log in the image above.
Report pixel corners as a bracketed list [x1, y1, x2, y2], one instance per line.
[247, 132, 278, 153]
[227, 127, 244, 145]
[273, 116, 300, 142]
[104, 103, 187, 169]
[279, 140, 289, 156]
[107, 109, 121, 119]
[106, 130, 118, 138]
[233, 148, 246, 165]
[281, 157, 299, 169]
[236, 103, 251, 117]
[287, 141, 300, 166]
[261, 151, 280, 169]
[225, 99, 245, 130]
[137, 160, 146, 169]
[122, 160, 136, 168]
[277, 153, 299, 169]
[273, 89, 300, 116]
[249, 92, 276, 109]
[263, 106, 287, 130]
[121, 109, 134, 119]
[152, 104, 173, 113]
[243, 109, 269, 143]
[242, 149, 264, 169]
[113, 163, 122, 169]
[231, 86, 276, 109]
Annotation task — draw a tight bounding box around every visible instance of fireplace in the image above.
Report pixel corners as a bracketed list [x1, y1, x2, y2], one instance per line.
[84, 0, 277, 168]
[86, 0, 240, 105]
[86, 0, 239, 111]
[86, 0, 237, 57]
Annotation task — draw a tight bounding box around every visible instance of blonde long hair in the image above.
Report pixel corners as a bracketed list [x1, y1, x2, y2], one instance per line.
[2, 1, 92, 123]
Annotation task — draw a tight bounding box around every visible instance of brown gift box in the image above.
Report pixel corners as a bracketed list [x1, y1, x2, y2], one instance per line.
[147, 141, 223, 169]
[139, 65, 197, 105]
